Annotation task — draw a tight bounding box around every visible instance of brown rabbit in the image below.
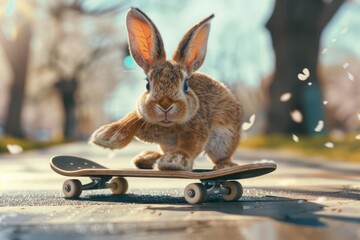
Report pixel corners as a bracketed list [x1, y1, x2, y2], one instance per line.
[90, 8, 242, 171]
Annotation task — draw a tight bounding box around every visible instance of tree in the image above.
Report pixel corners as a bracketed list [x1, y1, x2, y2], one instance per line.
[25, 0, 128, 139]
[47, 36, 118, 140]
[266, 0, 345, 135]
[44, 0, 123, 139]
[0, 0, 34, 138]
[0, 0, 128, 139]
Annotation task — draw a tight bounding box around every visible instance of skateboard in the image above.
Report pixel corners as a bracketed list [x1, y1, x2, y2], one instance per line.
[50, 155, 277, 204]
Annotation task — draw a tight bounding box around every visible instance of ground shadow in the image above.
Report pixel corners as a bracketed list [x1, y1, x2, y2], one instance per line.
[146, 198, 330, 227]
[67, 186, 360, 227]
[67, 190, 235, 204]
[147, 197, 360, 226]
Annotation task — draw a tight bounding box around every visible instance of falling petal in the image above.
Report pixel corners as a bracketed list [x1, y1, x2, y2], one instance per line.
[355, 134, 360, 140]
[280, 92, 292, 102]
[298, 68, 310, 81]
[249, 114, 255, 122]
[303, 68, 310, 76]
[314, 120, 324, 132]
[342, 63, 349, 69]
[347, 72, 354, 81]
[323, 100, 328, 105]
[340, 27, 348, 34]
[307, 82, 312, 86]
[290, 109, 303, 123]
[324, 142, 334, 148]
[242, 114, 256, 131]
[321, 48, 328, 54]
[331, 38, 337, 42]
[292, 134, 299, 143]
[6, 144, 23, 154]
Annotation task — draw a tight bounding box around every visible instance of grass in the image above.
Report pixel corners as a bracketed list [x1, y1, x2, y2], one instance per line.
[240, 134, 360, 163]
[1, 134, 358, 163]
[0, 136, 65, 154]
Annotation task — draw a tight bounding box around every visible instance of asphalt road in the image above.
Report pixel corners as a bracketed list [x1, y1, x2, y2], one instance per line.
[0, 141, 359, 240]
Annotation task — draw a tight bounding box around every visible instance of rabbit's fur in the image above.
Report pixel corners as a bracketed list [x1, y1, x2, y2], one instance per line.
[90, 8, 242, 171]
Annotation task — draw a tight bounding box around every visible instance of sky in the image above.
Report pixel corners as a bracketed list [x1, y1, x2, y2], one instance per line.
[103, 0, 360, 119]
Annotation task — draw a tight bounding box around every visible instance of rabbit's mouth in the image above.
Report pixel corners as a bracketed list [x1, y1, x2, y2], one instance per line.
[158, 107, 176, 126]
[160, 120, 173, 126]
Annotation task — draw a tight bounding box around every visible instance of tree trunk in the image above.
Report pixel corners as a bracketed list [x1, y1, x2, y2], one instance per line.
[266, 0, 344, 135]
[0, 23, 32, 138]
[54, 79, 78, 140]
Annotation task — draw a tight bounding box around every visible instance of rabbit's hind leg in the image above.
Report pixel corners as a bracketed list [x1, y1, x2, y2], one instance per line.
[132, 151, 162, 169]
[155, 144, 194, 171]
[205, 126, 240, 170]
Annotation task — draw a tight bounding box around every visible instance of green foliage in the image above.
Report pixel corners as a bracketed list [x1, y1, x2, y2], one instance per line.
[241, 134, 360, 162]
[0, 136, 65, 154]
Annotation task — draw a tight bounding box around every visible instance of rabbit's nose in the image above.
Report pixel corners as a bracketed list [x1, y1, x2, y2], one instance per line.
[158, 105, 174, 113]
[158, 97, 173, 112]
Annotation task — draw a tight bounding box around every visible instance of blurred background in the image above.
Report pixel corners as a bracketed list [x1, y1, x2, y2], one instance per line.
[0, 0, 359, 159]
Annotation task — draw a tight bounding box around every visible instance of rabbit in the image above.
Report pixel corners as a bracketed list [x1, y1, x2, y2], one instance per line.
[89, 8, 243, 171]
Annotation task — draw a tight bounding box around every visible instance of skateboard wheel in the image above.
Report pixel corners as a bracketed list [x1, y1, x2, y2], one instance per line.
[110, 177, 128, 194]
[222, 181, 243, 202]
[63, 179, 82, 198]
[184, 183, 207, 204]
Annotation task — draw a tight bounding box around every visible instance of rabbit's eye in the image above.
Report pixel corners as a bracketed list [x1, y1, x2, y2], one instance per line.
[183, 78, 189, 93]
[145, 77, 150, 92]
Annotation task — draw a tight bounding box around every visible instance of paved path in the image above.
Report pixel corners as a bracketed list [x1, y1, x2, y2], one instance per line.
[0, 141, 359, 240]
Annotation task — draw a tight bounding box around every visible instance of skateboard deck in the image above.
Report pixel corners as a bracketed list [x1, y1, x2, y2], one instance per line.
[50, 155, 276, 181]
[50, 155, 277, 204]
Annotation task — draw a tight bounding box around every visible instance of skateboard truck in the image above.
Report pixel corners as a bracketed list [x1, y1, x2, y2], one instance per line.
[62, 176, 129, 199]
[183, 180, 243, 204]
[202, 180, 230, 195]
[82, 176, 112, 190]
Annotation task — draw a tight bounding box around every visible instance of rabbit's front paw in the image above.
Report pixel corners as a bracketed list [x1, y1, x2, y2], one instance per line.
[89, 124, 131, 149]
[156, 151, 193, 171]
[213, 161, 238, 170]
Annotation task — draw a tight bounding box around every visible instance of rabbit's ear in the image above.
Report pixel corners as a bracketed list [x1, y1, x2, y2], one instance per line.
[126, 8, 166, 72]
[173, 14, 214, 74]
